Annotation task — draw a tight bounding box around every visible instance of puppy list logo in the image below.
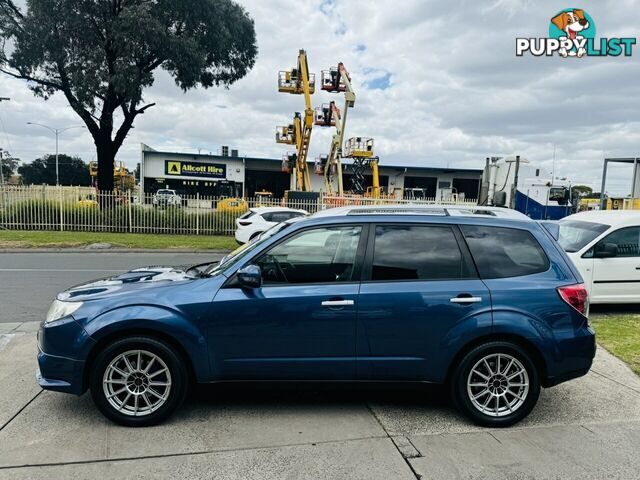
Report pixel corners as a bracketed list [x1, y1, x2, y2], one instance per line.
[516, 8, 636, 58]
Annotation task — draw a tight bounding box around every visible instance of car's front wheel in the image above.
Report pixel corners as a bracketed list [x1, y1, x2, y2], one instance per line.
[451, 341, 540, 427]
[90, 336, 188, 427]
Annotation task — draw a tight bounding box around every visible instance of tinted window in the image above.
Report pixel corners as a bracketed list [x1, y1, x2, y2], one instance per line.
[598, 227, 640, 257]
[558, 220, 609, 252]
[461, 225, 549, 279]
[256, 226, 362, 284]
[269, 212, 301, 223]
[371, 225, 470, 281]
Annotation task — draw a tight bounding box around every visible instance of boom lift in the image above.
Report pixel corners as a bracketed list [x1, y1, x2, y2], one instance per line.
[344, 137, 381, 198]
[89, 161, 135, 192]
[276, 50, 315, 192]
[315, 63, 356, 195]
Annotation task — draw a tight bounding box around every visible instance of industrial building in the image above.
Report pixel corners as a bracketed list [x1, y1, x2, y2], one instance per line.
[139, 144, 482, 200]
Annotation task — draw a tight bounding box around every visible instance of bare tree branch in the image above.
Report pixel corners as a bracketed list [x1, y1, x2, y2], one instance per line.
[0, 66, 63, 90]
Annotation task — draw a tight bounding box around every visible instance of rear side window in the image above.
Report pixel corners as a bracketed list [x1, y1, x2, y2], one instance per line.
[269, 212, 301, 223]
[461, 225, 549, 279]
[371, 225, 473, 281]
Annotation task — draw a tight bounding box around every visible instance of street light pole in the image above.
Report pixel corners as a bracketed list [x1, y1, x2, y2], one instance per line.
[0, 98, 9, 187]
[55, 133, 59, 187]
[0, 149, 5, 189]
[26, 122, 85, 185]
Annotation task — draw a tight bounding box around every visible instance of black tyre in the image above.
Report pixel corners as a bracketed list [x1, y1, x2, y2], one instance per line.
[451, 341, 540, 427]
[90, 336, 189, 427]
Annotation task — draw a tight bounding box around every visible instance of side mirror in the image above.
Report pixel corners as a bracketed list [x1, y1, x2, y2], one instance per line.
[236, 265, 262, 289]
[594, 242, 618, 258]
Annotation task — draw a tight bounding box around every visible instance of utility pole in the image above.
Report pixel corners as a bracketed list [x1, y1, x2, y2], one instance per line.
[26, 122, 85, 185]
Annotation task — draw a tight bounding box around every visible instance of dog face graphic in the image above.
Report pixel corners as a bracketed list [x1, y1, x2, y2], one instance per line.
[551, 9, 589, 40]
[550, 9, 590, 57]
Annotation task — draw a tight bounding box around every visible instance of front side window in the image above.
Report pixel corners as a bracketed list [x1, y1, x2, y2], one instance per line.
[558, 220, 610, 252]
[371, 225, 471, 281]
[596, 227, 640, 257]
[256, 226, 362, 284]
[461, 225, 549, 279]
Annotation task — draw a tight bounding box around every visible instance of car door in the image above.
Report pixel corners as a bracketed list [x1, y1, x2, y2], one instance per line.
[590, 226, 640, 302]
[357, 223, 491, 381]
[208, 224, 366, 380]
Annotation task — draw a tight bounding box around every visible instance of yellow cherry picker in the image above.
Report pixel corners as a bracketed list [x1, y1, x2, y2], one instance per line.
[275, 50, 315, 195]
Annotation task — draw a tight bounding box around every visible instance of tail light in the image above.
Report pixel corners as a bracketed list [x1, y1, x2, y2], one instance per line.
[238, 221, 253, 226]
[557, 284, 589, 317]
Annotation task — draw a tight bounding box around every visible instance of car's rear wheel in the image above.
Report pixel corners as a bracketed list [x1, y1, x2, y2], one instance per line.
[90, 336, 188, 427]
[451, 341, 540, 427]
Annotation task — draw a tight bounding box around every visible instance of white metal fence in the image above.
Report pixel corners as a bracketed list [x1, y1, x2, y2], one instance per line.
[0, 186, 478, 236]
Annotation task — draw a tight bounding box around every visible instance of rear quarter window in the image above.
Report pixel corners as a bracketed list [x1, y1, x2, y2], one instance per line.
[461, 225, 550, 279]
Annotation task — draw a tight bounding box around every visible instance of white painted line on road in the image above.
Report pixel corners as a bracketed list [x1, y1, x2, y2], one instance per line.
[0, 268, 125, 272]
[0, 334, 15, 353]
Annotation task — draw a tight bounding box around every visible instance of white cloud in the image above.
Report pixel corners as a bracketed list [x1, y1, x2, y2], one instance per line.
[0, 0, 639, 195]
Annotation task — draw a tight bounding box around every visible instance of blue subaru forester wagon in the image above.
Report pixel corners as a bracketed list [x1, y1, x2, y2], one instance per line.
[37, 205, 595, 427]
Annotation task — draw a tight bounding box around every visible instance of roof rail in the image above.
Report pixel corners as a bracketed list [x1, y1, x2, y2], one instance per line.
[313, 204, 532, 220]
[346, 207, 447, 216]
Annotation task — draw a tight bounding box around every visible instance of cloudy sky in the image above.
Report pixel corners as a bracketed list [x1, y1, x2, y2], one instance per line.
[1, 0, 639, 194]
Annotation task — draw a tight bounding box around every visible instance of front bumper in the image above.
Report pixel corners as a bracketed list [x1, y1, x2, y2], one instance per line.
[36, 316, 94, 395]
[37, 347, 86, 395]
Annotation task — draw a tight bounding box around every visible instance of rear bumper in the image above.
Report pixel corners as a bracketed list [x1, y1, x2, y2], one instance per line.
[543, 325, 596, 388]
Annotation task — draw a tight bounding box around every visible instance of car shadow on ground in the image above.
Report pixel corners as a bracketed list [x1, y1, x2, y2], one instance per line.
[188, 381, 452, 408]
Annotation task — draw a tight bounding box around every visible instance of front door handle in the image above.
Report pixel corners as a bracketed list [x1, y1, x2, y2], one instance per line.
[321, 300, 355, 307]
[450, 296, 482, 304]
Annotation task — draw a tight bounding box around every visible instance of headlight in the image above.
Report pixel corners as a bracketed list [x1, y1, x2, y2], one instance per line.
[45, 299, 83, 323]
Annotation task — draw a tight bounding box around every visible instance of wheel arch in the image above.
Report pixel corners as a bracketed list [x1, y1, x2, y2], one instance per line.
[445, 333, 548, 385]
[82, 327, 199, 394]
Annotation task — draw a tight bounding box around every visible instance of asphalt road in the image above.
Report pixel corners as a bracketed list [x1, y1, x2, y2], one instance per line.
[0, 252, 223, 324]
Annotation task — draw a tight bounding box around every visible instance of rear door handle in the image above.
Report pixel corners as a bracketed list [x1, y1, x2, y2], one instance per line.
[321, 300, 355, 307]
[450, 296, 483, 304]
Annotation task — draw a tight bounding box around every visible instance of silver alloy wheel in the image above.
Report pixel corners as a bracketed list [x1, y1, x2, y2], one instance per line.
[102, 349, 172, 417]
[466, 353, 529, 417]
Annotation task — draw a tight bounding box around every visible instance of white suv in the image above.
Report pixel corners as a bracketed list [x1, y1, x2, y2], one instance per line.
[152, 189, 182, 207]
[235, 207, 307, 244]
[558, 210, 640, 304]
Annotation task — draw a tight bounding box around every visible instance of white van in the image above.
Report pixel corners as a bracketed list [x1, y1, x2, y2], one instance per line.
[558, 210, 640, 304]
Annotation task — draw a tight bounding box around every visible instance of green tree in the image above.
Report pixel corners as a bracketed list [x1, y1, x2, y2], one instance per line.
[0, 0, 256, 192]
[18, 154, 91, 186]
[571, 185, 593, 198]
[1, 153, 19, 181]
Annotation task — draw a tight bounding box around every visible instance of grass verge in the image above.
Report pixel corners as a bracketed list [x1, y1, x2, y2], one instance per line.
[591, 313, 640, 375]
[0, 230, 236, 251]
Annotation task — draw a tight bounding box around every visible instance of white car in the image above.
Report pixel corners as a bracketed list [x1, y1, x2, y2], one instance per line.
[152, 189, 182, 207]
[558, 210, 640, 304]
[234, 207, 307, 244]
